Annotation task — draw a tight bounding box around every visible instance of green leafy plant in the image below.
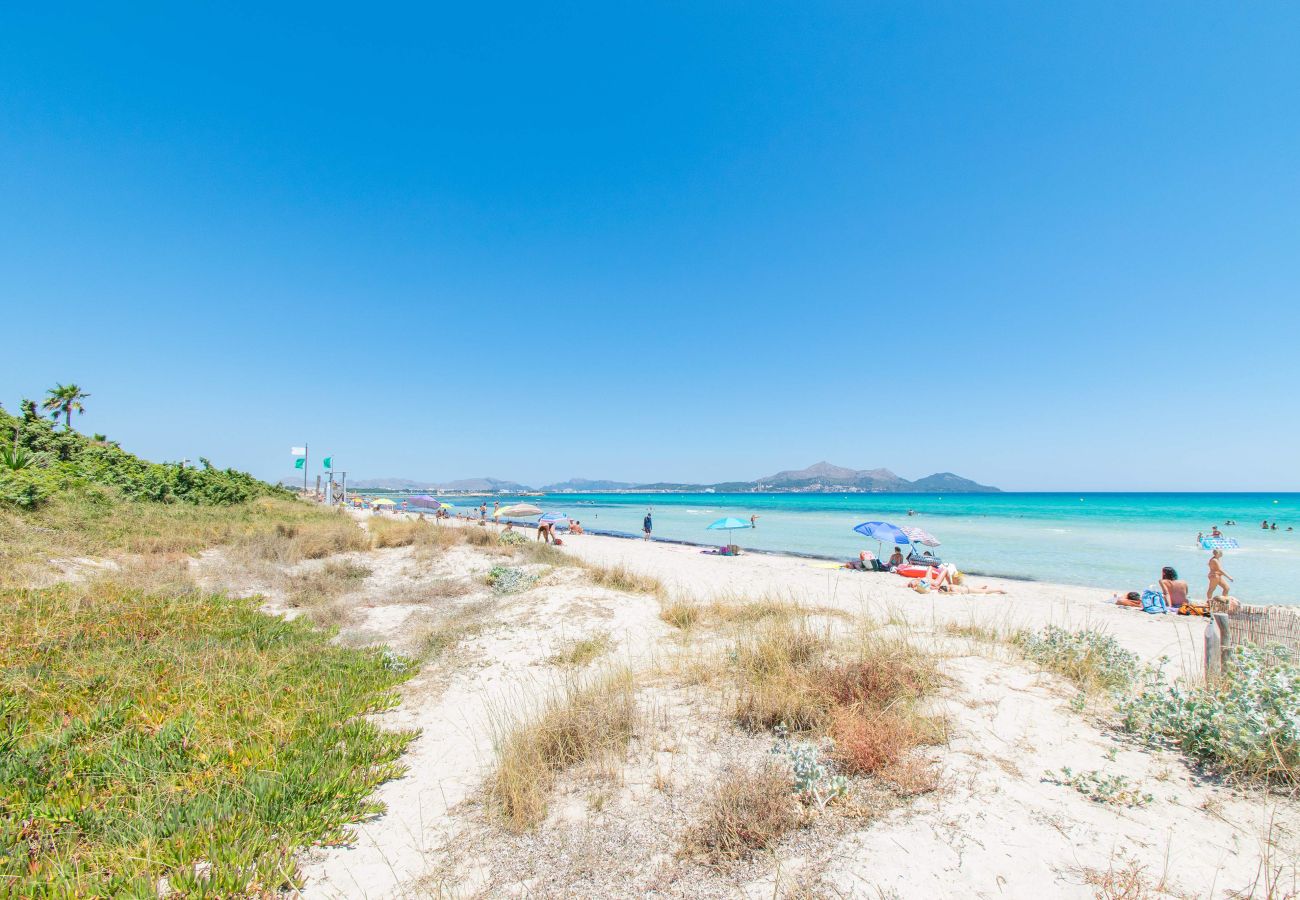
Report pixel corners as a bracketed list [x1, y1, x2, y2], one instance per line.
[1014, 625, 1139, 695]
[485, 565, 538, 595]
[0, 583, 417, 895]
[1121, 646, 1300, 783]
[1043, 767, 1152, 807]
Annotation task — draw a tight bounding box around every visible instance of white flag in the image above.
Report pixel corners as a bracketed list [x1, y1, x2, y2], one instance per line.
[291, 446, 307, 456]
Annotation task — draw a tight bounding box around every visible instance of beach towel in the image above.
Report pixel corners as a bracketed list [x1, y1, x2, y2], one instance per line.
[1140, 587, 1168, 615]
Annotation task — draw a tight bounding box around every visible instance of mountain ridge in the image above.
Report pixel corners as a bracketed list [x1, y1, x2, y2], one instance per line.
[346, 463, 998, 493]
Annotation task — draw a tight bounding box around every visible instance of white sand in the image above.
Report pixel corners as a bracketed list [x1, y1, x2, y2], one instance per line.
[292, 517, 1294, 899]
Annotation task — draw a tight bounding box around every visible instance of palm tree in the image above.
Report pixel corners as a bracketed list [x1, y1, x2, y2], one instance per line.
[42, 383, 91, 430]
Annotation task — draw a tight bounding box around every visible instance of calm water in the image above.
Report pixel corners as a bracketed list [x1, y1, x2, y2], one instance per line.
[376, 492, 1300, 605]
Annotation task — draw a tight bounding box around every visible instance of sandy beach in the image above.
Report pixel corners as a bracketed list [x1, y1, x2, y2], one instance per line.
[246, 512, 1296, 899]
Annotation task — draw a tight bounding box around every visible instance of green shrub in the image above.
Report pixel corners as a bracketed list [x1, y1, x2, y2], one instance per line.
[485, 565, 538, 595]
[0, 583, 416, 894]
[0, 404, 289, 510]
[1014, 626, 1138, 695]
[1121, 646, 1300, 783]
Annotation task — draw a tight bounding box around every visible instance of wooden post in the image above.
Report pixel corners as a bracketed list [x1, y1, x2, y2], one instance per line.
[1205, 618, 1222, 680]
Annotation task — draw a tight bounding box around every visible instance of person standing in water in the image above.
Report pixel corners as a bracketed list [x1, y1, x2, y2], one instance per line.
[643, 511, 653, 540]
[749, 514, 759, 528]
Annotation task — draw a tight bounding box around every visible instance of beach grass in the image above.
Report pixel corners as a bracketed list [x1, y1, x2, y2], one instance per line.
[549, 631, 615, 668]
[0, 491, 363, 587]
[583, 561, 666, 596]
[0, 580, 416, 895]
[487, 668, 637, 831]
[684, 762, 802, 861]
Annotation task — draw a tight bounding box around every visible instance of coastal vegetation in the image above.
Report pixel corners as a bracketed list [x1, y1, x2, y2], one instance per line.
[0, 577, 416, 895]
[487, 667, 638, 831]
[0, 392, 419, 894]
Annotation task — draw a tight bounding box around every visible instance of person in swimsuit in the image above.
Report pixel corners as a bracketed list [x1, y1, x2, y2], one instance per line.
[888, 546, 905, 567]
[643, 512, 653, 540]
[1207, 550, 1233, 600]
[1159, 566, 1189, 609]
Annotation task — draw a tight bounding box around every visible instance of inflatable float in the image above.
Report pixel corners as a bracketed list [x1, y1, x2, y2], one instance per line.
[895, 565, 931, 579]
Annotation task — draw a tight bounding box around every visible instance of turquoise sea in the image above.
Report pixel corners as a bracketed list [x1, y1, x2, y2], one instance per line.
[379, 492, 1300, 606]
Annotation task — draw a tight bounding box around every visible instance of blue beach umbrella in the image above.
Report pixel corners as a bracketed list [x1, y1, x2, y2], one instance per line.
[539, 511, 570, 524]
[707, 516, 752, 549]
[853, 521, 911, 544]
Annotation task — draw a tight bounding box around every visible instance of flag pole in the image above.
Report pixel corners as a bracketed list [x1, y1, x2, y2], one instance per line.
[303, 443, 309, 495]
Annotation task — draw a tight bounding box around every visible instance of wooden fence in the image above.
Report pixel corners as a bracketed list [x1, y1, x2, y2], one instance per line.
[1205, 603, 1300, 676]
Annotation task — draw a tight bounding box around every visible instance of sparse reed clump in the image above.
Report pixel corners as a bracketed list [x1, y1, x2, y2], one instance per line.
[584, 562, 666, 595]
[684, 763, 802, 861]
[369, 516, 440, 548]
[285, 559, 372, 609]
[489, 668, 637, 831]
[549, 631, 614, 667]
[660, 597, 702, 630]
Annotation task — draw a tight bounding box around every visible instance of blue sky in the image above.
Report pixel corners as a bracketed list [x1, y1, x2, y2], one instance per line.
[2, 3, 1297, 490]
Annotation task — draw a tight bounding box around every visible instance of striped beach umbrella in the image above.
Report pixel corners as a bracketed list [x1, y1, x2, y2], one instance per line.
[899, 525, 940, 547]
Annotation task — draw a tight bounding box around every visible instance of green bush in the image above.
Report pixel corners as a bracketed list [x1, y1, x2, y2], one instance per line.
[1014, 625, 1139, 695]
[0, 404, 289, 509]
[0, 583, 417, 894]
[1121, 646, 1300, 783]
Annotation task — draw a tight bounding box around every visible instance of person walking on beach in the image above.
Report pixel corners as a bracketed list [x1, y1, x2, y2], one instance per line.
[479, 503, 487, 522]
[749, 514, 759, 528]
[1207, 549, 1233, 600]
[643, 512, 653, 540]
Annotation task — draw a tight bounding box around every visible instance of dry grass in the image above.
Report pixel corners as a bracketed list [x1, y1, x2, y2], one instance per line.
[368, 516, 439, 548]
[284, 560, 372, 608]
[660, 597, 702, 630]
[549, 631, 615, 667]
[659, 593, 848, 632]
[488, 668, 638, 831]
[231, 515, 369, 565]
[683, 762, 802, 861]
[386, 577, 476, 605]
[727, 618, 944, 796]
[517, 541, 582, 567]
[942, 620, 1012, 644]
[413, 599, 496, 661]
[584, 562, 666, 596]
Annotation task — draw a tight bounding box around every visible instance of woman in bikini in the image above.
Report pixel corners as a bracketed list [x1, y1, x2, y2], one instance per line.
[1207, 549, 1233, 600]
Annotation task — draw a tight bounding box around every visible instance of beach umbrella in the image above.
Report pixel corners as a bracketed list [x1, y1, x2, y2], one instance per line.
[371, 498, 396, 507]
[497, 503, 543, 517]
[852, 521, 911, 544]
[707, 516, 752, 550]
[899, 525, 940, 547]
[1200, 537, 1240, 551]
[408, 495, 443, 509]
[539, 511, 570, 524]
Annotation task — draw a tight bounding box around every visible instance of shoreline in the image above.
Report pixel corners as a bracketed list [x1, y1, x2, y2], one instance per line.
[398, 511, 1212, 677]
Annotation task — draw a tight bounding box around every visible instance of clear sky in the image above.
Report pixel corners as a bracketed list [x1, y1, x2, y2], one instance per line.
[2, 3, 1298, 491]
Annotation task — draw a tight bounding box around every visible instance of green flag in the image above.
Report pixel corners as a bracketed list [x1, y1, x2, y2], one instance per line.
[294, 458, 305, 470]
[323, 456, 332, 470]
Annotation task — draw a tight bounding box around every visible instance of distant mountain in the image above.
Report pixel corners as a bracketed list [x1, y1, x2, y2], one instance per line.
[343, 464, 997, 494]
[749, 461, 998, 493]
[348, 477, 439, 491]
[437, 476, 532, 492]
[908, 472, 998, 493]
[542, 478, 639, 492]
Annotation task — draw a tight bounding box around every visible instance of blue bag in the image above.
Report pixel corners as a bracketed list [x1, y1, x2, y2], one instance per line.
[1140, 587, 1168, 614]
